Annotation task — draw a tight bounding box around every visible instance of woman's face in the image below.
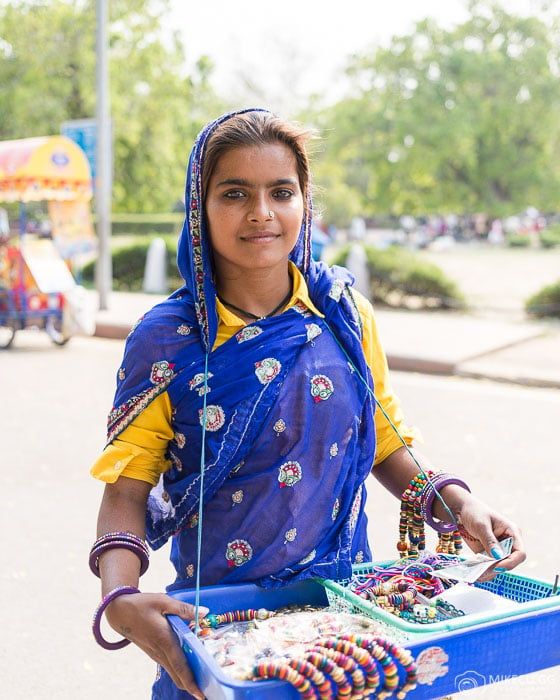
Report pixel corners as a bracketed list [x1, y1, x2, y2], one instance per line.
[205, 143, 304, 279]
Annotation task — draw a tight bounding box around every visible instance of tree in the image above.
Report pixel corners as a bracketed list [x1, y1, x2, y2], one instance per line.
[0, 0, 224, 212]
[312, 0, 560, 222]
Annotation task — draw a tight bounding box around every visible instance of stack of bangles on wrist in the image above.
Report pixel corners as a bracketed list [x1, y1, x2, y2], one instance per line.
[398, 470, 470, 557]
[89, 532, 149, 650]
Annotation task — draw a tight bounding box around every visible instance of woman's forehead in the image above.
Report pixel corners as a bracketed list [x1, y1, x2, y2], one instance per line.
[210, 143, 300, 183]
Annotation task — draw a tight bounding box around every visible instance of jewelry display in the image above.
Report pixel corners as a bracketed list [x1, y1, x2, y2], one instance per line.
[189, 604, 418, 698]
[347, 555, 466, 625]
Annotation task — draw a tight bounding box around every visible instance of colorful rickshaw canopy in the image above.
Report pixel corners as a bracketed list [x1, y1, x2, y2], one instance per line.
[0, 135, 93, 203]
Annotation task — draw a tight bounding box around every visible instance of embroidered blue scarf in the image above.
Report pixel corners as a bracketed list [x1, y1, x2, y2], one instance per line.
[107, 109, 377, 589]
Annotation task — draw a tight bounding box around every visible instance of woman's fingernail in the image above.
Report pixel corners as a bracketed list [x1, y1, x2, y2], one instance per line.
[491, 547, 503, 559]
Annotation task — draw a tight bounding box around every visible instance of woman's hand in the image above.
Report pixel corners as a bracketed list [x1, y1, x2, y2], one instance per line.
[105, 591, 208, 699]
[440, 487, 526, 581]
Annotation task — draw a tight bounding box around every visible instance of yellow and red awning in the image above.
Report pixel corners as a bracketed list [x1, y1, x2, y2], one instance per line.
[0, 135, 92, 202]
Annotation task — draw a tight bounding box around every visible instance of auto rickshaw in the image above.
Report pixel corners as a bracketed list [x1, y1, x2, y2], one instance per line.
[0, 135, 95, 348]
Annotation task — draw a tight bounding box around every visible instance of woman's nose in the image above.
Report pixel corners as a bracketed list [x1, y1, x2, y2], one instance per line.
[247, 196, 274, 222]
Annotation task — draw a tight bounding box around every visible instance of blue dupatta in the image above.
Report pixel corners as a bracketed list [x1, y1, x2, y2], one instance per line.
[106, 109, 377, 589]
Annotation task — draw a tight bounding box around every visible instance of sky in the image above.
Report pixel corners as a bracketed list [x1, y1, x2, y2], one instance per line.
[167, 0, 544, 113]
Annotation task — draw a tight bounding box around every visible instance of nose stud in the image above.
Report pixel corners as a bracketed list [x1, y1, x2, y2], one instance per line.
[268, 211, 275, 219]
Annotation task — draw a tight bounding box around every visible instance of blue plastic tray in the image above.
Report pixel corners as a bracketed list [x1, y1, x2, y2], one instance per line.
[168, 578, 329, 699]
[168, 570, 560, 699]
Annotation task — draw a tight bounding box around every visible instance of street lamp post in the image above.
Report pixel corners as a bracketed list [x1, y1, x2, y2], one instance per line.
[95, 0, 112, 310]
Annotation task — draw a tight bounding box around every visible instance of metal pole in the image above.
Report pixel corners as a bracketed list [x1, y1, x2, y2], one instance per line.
[95, 0, 112, 310]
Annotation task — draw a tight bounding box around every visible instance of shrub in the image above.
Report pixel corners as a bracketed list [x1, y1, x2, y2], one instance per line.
[525, 280, 560, 319]
[505, 233, 531, 248]
[539, 224, 560, 249]
[93, 213, 184, 236]
[331, 244, 465, 310]
[81, 237, 182, 293]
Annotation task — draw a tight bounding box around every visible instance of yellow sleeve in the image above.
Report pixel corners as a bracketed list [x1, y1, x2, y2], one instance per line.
[350, 289, 421, 464]
[90, 392, 174, 486]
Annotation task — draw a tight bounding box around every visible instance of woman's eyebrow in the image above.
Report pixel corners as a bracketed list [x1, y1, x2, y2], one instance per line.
[215, 177, 298, 188]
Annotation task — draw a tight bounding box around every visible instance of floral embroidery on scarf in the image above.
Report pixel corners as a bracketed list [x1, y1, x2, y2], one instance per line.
[332, 498, 340, 521]
[236, 326, 263, 343]
[150, 360, 175, 385]
[305, 323, 322, 342]
[273, 419, 286, 435]
[354, 551, 364, 564]
[230, 460, 244, 475]
[349, 486, 363, 532]
[107, 381, 173, 444]
[329, 443, 338, 458]
[232, 489, 243, 506]
[278, 460, 302, 488]
[226, 539, 253, 567]
[118, 368, 126, 380]
[254, 357, 281, 384]
[187, 514, 199, 529]
[284, 528, 297, 544]
[185, 564, 194, 578]
[328, 279, 345, 301]
[310, 374, 334, 402]
[293, 301, 312, 317]
[298, 549, 316, 566]
[199, 405, 225, 432]
[169, 451, 182, 471]
[189, 371, 213, 396]
[176, 324, 192, 336]
[174, 432, 186, 449]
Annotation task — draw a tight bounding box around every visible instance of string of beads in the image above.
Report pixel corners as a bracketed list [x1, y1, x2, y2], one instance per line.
[348, 556, 466, 623]
[398, 470, 464, 558]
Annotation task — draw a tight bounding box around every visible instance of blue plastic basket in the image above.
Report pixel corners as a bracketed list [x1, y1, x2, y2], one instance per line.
[168, 578, 330, 700]
[168, 566, 560, 699]
[320, 561, 560, 638]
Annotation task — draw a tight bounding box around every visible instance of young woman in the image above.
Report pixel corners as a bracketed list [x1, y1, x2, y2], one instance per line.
[90, 109, 525, 699]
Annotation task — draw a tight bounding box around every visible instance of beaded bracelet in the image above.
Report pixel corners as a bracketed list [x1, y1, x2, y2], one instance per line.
[89, 531, 150, 578]
[398, 471, 464, 557]
[92, 585, 139, 650]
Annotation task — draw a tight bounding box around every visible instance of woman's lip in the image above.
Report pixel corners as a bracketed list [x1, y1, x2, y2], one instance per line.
[241, 232, 279, 242]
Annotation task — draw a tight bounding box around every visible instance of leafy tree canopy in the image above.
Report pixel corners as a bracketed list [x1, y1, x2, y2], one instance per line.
[0, 0, 224, 212]
[310, 0, 560, 224]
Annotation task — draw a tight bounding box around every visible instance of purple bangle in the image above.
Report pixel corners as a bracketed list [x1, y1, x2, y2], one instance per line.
[92, 585, 140, 650]
[89, 533, 149, 578]
[422, 474, 471, 533]
[89, 541, 149, 577]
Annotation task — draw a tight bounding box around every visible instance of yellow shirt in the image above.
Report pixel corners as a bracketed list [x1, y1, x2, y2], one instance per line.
[91, 264, 418, 486]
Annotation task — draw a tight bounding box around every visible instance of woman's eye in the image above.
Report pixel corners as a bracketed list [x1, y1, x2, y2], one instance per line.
[273, 189, 294, 200]
[223, 190, 245, 199]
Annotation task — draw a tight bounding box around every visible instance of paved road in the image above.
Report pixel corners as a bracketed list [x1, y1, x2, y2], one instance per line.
[1, 332, 558, 698]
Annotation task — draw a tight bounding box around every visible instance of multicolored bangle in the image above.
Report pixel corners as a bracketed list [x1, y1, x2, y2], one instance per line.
[89, 531, 150, 578]
[92, 585, 139, 650]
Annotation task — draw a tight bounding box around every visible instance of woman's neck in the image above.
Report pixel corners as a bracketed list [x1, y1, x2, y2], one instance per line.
[215, 267, 293, 321]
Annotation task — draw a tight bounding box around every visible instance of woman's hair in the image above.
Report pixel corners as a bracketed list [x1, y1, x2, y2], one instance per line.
[201, 111, 315, 201]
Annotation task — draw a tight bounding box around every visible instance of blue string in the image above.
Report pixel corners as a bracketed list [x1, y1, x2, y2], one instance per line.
[194, 351, 210, 634]
[324, 321, 458, 527]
